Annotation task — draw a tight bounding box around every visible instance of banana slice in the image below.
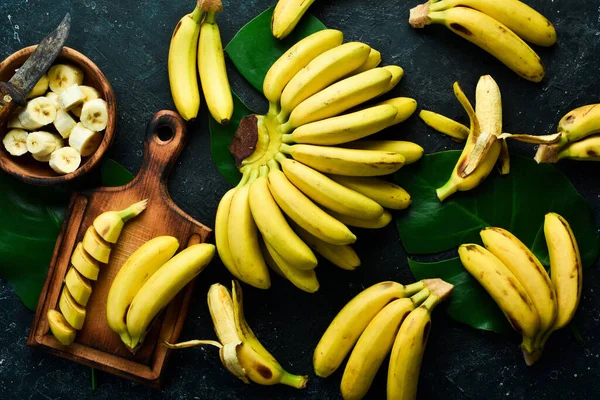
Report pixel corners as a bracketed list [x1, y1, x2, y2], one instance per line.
[49, 147, 81, 174]
[64, 267, 92, 306]
[33, 152, 52, 162]
[82, 226, 111, 263]
[58, 84, 86, 111]
[71, 85, 101, 117]
[69, 123, 102, 156]
[53, 109, 77, 138]
[26, 131, 59, 157]
[32, 132, 64, 163]
[48, 64, 84, 94]
[46, 92, 60, 109]
[28, 74, 49, 99]
[71, 242, 100, 280]
[18, 97, 57, 129]
[47, 309, 76, 345]
[2, 129, 29, 156]
[80, 98, 109, 132]
[58, 287, 86, 330]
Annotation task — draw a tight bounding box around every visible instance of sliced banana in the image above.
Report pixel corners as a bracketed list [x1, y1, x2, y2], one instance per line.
[71, 86, 100, 117]
[18, 97, 57, 130]
[69, 123, 102, 156]
[26, 131, 59, 157]
[64, 267, 92, 306]
[3, 129, 29, 156]
[58, 84, 86, 111]
[46, 92, 60, 110]
[33, 152, 52, 162]
[80, 98, 108, 132]
[53, 109, 77, 138]
[50, 147, 81, 174]
[47, 309, 76, 346]
[27, 74, 49, 99]
[71, 242, 100, 280]
[48, 64, 84, 94]
[58, 287, 86, 330]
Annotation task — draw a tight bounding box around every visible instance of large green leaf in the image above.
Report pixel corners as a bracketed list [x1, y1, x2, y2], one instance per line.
[0, 159, 134, 311]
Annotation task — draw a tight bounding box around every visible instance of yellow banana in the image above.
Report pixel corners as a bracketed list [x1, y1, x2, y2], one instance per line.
[555, 135, 600, 162]
[263, 241, 320, 293]
[354, 48, 381, 73]
[92, 199, 148, 243]
[59, 287, 86, 330]
[263, 29, 343, 108]
[271, 0, 317, 40]
[276, 155, 384, 220]
[70, 242, 100, 281]
[106, 236, 180, 348]
[168, 6, 202, 120]
[381, 66, 404, 93]
[328, 175, 411, 210]
[374, 97, 418, 126]
[313, 281, 424, 378]
[47, 309, 76, 346]
[327, 209, 393, 229]
[82, 226, 111, 264]
[126, 243, 215, 350]
[420, 109, 469, 142]
[215, 188, 244, 280]
[427, 0, 557, 46]
[292, 222, 361, 270]
[281, 143, 405, 177]
[341, 140, 423, 165]
[64, 267, 92, 306]
[199, 10, 233, 125]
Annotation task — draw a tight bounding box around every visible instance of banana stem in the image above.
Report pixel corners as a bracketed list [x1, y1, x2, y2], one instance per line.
[280, 120, 293, 134]
[163, 339, 223, 349]
[267, 102, 281, 117]
[117, 199, 149, 222]
[281, 134, 294, 144]
[436, 180, 458, 202]
[273, 152, 287, 164]
[279, 372, 309, 389]
[280, 143, 292, 155]
[403, 280, 425, 297]
[421, 294, 441, 311]
[267, 158, 280, 171]
[204, 11, 217, 24]
[190, 6, 204, 23]
[246, 168, 260, 185]
[410, 288, 431, 306]
[198, 0, 223, 13]
[237, 171, 251, 187]
[258, 164, 269, 177]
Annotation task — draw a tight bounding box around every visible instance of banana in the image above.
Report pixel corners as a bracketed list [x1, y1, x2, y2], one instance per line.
[341, 140, 424, 165]
[82, 226, 111, 263]
[53, 109, 77, 138]
[33, 152, 52, 163]
[353, 48, 381, 74]
[69, 123, 102, 156]
[553, 135, 600, 162]
[249, 165, 317, 270]
[26, 131, 60, 157]
[279, 42, 371, 118]
[382, 65, 404, 93]
[276, 155, 384, 220]
[93, 199, 148, 243]
[282, 104, 398, 145]
[267, 164, 357, 245]
[374, 97, 418, 126]
[340, 289, 431, 400]
[168, 6, 202, 121]
[47, 309, 76, 346]
[126, 243, 215, 349]
[46, 92, 60, 110]
[48, 64, 84, 94]
[28, 74, 49, 98]
[328, 209, 393, 229]
[80, 98, 109, 132]
[328, 175, 411, 210]
[284, 68, 393, 129]
[228, 169, 271, 289]
[49, 147, 81, 174]
[58, 84, 86, 111]
[427, 0, 556, 46]
[281, 144, 405, 177]
[271, 0, 316, 39]
[419, 109, 469, 142]
[199, 10, 234, 125]
[215, 188, 245, 280]
[2, 129, 28, 156]
[107, 236, 179, 348]
[263, 29, 343, 107]
[64, 267, 92, 306]
[71, 242, 100, 280]
[263, 241, 320, 293]
[458, 244, 540, 354]
[59, 287, 86, 330]
[71, 85, 101, 117]
[409, 6, 544, 82]
[313, 280, 425, 378]
[18, 97, 57, 130]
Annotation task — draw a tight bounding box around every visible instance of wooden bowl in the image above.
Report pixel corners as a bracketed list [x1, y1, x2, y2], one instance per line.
[0, 46, 116, 186]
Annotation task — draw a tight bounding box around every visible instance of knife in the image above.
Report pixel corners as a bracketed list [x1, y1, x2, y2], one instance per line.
[0, 13, 71, 123]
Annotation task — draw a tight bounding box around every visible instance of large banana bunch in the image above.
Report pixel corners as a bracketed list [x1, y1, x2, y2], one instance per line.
[313, 279, 453, 400]
[216, 29, 423, 291]
[272, 0, 317, 39]
[458, 213, 582, 365]
[409, 0, 555, 82]
[47, 200, 148, 346]
[168, 0, 233, 123]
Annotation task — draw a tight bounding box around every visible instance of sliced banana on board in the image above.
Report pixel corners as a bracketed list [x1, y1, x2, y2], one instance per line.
[64, 267, 92, 306]
[26, 131, 61, 157]
[80, 98, 109, 132]
[48, 64, 84, 94]
[58, 287, 86, 330]
[71, 242, 100, 280]
[47, 309, 76, 346]
[50, 147, 81, 175]
[69, 123, 102, 156]
[28, 74, 49, 99]
[71, 85, 101, 117]
[53, 109, 78, 138]
[58, 84, 86, 111]
[2, 129, 29, 156]
[18, 97, 57, 130]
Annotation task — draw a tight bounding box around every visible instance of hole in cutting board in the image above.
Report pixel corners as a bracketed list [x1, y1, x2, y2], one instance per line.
[157, 126, 174, 142]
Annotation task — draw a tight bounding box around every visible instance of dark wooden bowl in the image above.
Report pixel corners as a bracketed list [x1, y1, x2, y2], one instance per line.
[0, 46, 116, 186]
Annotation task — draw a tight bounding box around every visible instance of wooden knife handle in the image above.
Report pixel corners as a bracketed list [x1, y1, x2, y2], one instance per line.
[0, 82, 26, 125]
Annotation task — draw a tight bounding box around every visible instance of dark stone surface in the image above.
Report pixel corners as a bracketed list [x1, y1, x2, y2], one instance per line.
[1, 0, 600, 399]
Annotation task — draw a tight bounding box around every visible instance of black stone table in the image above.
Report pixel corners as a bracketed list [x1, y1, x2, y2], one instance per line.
[1, 0, 600, 399]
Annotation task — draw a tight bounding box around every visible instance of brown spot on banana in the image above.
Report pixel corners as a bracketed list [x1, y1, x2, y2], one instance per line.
[450, 23, 472, 36]
[508, 317, 523, 334]
[256, 364, 273, 379]
[423, 321, 431, 344]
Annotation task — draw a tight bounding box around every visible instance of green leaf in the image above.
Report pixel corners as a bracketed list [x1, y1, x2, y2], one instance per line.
[225, 6, 326, 94]
[100, 158, 134, 187]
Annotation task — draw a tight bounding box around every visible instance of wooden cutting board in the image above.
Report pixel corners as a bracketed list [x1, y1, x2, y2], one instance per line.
[27, 110, 212, 387]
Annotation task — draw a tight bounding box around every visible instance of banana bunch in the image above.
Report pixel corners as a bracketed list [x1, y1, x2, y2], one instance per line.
[168, 0, 233, 124]
[420, 75, 561, 202]
[106, 239, 215, 351]
[458, 213, 582, 365]
[165, 280, 308, 389]
[216, 29, 422, 291]
[409, 0, 555, 82]
[313, 279, 453, 400]
[272, 0, 317, 39]
[47, 200, 147, 346]
[3, 64, 109, 174]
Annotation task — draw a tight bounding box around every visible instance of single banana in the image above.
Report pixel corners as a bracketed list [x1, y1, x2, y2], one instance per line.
[419, 109, 469, 142]
[69, 123, 103, 156]
[82, 226, 111, 263]
[59, 287, 86, 330]
[268, 163, 357, 245]
[199, 10, 234, 125]
[64, 267, 92, 306]
[215, 187, 245, 280]
[53, 109, 77, 138]
[263, 241, 320, 293]
[341, 140, 424, 165]
[58, 84, 85, 111]
[281, 143, 405, 177]
[168, 6, 202, 121]
[327, 209, 393, 229]
[93, 199, 148, 243]
[19, 97, 57, 130]
[554, 135, 600, 162]
[47, 309, 76, 346]
[313, 281, 425, 378]
[374, 97, 418, 126]
[71, 85, 101, 117]
[276, 155, 384, 220]
[2, 129, 28, 156]
[427, 0, 557, 46]
[249, 165, 317, 270]
[28, 74, 49, 98]
[48, 64, 84, 93]
[126, 243, 215, 349]
[80, 99, 109, 132]
[341, 289, 431, 400]
[271, 0, 316, 39]
[71, 242, 100, 281]
[458, 244, 540, 354]
[263, 29, 343, 108]
[26, 131, 60, 157]
[354, 48, 381, 73]
[410, 6, 545, 82]
[328, 175, 411, 210]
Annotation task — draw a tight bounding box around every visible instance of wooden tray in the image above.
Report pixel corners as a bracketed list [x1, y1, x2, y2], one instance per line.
[27, 110, 212, 387]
